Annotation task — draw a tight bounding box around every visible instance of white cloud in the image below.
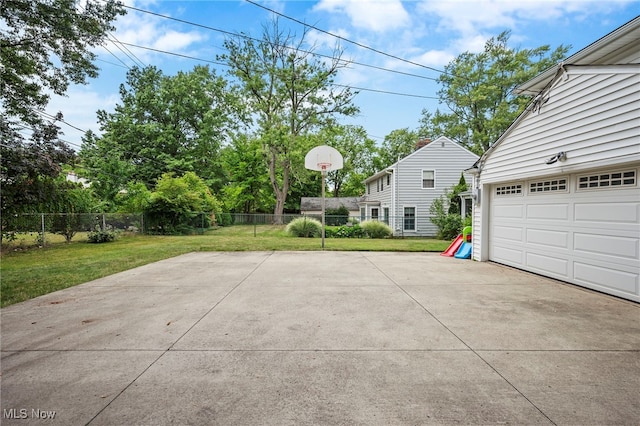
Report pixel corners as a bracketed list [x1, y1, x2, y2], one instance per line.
[152, 30, 204, 51]
[314, 0, 410, 32]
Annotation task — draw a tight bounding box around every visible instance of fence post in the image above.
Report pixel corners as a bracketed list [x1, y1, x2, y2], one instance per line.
[102, 214, 106, 230]
[41, 213, 45, 246]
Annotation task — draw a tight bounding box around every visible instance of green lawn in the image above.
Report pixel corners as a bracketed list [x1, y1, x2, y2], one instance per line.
[1, 225, 450, 307]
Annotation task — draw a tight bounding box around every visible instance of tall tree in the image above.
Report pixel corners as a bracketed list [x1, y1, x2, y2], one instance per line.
[419, 31, 569, 154]
[219, 18, 358, 223]
[314, 125, 377, 197]
[80, 65, 238, 201]
[1, 0, 124, 232]
[375, 128, 419, 170]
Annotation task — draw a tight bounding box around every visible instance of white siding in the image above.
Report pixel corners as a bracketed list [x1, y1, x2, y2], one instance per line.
[480, 70, 640, 184]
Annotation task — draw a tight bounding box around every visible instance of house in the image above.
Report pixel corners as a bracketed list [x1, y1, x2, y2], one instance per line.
[300, 196, 364, 220]
[469, 17, 640, 302]
[361, 136, 479, 237]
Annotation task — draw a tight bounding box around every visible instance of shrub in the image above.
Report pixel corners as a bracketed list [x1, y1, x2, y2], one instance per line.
[429, 196, 463, 240]
[286, 217, 322, 237]
[325, 206, 350, 226]
[331, 224, 366, 238]
[87, 226, 117, 243]
[361, 220, 393, 239]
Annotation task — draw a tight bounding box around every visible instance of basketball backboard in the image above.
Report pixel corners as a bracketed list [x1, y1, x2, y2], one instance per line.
[304, 145, 343, 172]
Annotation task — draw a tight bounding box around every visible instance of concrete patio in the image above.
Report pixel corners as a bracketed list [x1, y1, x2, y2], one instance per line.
[1, 251, 639, 425]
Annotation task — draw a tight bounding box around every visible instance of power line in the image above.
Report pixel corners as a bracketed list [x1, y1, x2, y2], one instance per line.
[244, 0, 447, 76]
[118, 3, 438, 82]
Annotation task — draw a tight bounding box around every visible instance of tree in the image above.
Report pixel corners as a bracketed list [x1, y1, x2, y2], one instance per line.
[219, 134, 273, 214]
[315, 125, 377, 197]
[220, 18, 358, 223]
[1, 0, 124, 228]
[419, 31, 569, 154]
[80, 65, 238, 197]
[144, 172, 223, 235]
[375, 128, 419, 170]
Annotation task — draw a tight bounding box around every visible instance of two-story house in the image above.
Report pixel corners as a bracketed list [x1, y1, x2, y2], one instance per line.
[361, 136, 479, 237]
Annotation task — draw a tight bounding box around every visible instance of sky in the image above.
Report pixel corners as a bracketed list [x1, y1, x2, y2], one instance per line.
[47, 0, 640, 149]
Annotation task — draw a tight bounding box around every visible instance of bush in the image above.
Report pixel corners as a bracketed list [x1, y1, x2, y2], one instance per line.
[361, 220, 393, 238]
[330, 224, 366, 238]
[286, 217, 322, 237]
[429, 195, 464, 240]
[87, 227, 117, 243]
[325, 206, 350, 226]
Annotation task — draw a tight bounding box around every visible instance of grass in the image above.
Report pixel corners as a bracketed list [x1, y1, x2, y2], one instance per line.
[1, 225, 450, 307]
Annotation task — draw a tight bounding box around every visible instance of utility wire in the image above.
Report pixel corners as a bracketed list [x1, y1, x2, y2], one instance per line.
[244, 0, 447, 76]
[118, 3, 438, 82]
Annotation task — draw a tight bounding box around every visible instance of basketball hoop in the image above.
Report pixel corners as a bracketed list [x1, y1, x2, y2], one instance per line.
[318, 162, 332, 173]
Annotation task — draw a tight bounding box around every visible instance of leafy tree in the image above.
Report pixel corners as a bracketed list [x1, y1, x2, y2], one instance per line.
[419, 31, 569, 154]
[219, 134, 273, 214]
[220, 18, 358, 223]
[144, 172, 223, 235]
[1, 0, 124, 231]
[316, 125, 377, 197]
[374, 128, 419, 170]
[50, 182, 98, 243]
[80, 65, 238, 196]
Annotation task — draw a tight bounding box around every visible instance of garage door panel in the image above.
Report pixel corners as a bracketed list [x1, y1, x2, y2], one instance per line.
[526, 252, 569, 276]
[574, 262, 638, 296]
[493, 225, 523, 242]
[574, 202, 639, 223]
[527, 228, 569, 248]
[494, 204, 524, 218]
[527, 204, 569, 220]
[491, 245, 523, 265]
[574, 232, 640, 260]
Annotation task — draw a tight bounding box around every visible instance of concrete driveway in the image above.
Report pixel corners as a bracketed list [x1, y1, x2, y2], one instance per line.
[1, 251, 639, 425]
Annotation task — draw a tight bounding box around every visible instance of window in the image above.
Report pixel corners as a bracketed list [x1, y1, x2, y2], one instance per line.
[387, 175, 390, 186]
[360, 207, 366, 222]
[422, 170, 435, 189]
[371, 208, 379, 221]
[383, 207, 389, 225]
[529, 178, 568, 193]
[495, 184, 522, 195]
[380, 178, 384, 191]
[578, 170, 636, 190]
[404, 207, 416, 231]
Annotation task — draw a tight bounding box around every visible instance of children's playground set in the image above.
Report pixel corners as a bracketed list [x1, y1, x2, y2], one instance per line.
[440, 226, 472, 259]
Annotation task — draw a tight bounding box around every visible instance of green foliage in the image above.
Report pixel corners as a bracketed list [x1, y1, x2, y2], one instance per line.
[286, 217, 322, 238]
[429, 196, 463, 240]
[329, 224, 366, 239]
[145, 172, 223, 235]
[374, 128, 418, 169]
[115, 181, 153, 213]
[361, 220, 393, 239]
[80, 65, 236, 197]
[418, 31, 570, 154]
[50, 182, 99, 243]
[448, 174, 468, 215]
[325, 206, 350, 226]
[87, 226, 117, 243]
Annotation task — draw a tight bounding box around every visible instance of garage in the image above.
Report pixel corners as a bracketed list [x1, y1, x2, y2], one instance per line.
[470, 17, 640, 303]
[489, 168, 639, 302]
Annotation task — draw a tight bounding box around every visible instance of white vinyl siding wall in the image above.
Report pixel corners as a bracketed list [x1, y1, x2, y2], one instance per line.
[480, 69, 640, 184]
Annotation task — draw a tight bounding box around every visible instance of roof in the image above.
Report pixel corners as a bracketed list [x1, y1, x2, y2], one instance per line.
[300, 196, 365, 212]
[515, 16, 640, 95]
[364, 136, 478, 183]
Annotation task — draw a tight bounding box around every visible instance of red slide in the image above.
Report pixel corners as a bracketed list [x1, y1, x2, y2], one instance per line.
[440, 234, 463, 257]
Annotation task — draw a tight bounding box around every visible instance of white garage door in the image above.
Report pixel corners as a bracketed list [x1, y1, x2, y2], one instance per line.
[489, 168, 640, 302]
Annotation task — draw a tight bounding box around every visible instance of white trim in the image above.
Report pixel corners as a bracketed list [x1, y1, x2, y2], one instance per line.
[403, 205, 417, 231]
[421, 169, 436, 189]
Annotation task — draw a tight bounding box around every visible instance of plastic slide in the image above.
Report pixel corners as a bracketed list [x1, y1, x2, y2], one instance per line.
[454, 242, 472, 259]
[440, 234, 463, 257]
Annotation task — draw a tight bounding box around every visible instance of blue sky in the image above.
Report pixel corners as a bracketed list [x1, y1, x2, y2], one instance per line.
[48, 0, 639, 149]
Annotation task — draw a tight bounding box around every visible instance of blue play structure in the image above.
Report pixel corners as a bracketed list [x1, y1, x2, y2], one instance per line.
[453, 226, 472, 259]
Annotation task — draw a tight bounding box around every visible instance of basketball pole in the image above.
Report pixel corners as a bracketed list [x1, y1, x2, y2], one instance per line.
[321, 167, 326, 249]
